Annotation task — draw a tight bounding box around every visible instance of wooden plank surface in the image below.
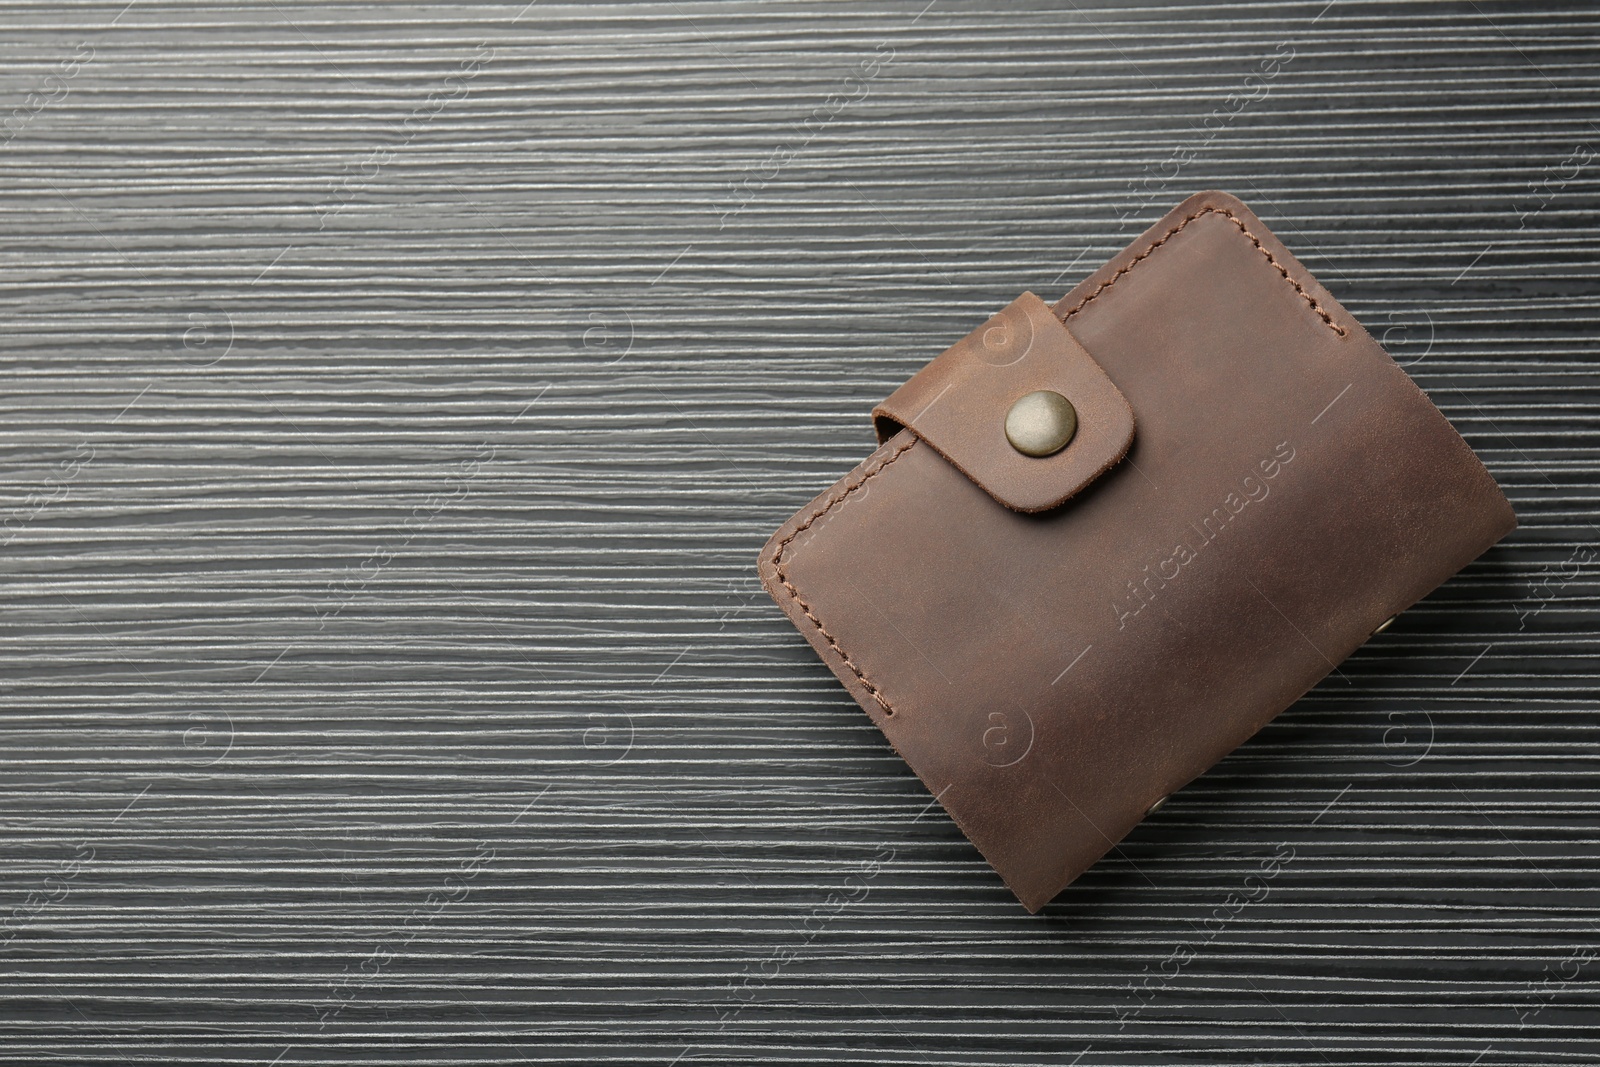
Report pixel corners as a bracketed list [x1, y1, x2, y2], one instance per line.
[1, 1, 1597, 1062]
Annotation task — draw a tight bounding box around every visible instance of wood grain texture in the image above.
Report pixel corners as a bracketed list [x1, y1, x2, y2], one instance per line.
[0, 0, 1596, 1062]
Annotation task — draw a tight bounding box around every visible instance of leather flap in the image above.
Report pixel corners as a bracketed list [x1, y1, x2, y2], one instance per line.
[872, 292, 1135, 513]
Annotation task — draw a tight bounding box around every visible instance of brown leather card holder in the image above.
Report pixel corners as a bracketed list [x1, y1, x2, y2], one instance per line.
[757, 190, 1516, 912]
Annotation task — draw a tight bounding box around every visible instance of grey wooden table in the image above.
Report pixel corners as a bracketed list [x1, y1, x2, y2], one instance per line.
[2, 1, 1597, 1063]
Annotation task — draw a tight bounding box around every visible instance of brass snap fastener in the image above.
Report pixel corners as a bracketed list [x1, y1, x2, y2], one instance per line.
[1371, 614, 1397, 636]
[1005, 390, 1077, 457]
[1145, 795, 1168, 816]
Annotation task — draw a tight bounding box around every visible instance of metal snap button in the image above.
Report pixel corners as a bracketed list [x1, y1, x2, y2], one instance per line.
[1005, 390, 1077, 457]
[1372, 615, 1397, 636]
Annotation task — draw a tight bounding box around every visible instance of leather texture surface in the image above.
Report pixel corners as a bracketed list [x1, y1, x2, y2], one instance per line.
[759, 191, 1517, 912]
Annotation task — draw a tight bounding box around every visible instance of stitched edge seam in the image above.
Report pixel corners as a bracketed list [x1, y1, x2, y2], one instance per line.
[1059, 206, 1348, 337]
[770, 437, 919, 716]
